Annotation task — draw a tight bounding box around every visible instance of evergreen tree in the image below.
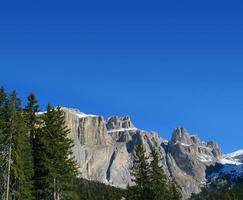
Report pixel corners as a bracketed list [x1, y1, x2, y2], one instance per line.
[169, 180, 182, 200]
[24, 93, 40, 143]
[34, 105, 78, 200]
[223, 191, 235, 200]
[128, 143, 151, 200]
[24, 93, 42, 199]
[0, 90, 33, 200]
[0, 87, 7, 199]
[149, 147, 170, 200]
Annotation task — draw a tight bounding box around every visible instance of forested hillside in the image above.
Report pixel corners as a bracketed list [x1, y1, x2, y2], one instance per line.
[190, 178, 243, 200]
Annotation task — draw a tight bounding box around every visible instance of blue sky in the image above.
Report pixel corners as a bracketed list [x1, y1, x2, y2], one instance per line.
[0, 0, 243, 153]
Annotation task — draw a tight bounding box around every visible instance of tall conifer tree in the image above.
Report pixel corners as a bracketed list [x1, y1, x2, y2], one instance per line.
[149, 147, 170, 200]
[25, 93, 40, 142]
[0, 91, 33, 200]
[128, 143, 151, 200]
[0, 87, 7, 199]
[24, 93, 42, 199]
[34, 105, 78, 200]
[169, 180, 182, 200]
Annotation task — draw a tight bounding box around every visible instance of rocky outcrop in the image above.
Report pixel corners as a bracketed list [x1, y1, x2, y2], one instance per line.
[62, 108, 223, 199]
[166, 128, 223, 196]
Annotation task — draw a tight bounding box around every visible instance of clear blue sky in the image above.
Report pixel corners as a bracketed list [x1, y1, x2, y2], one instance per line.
[0, 0, 243, 153]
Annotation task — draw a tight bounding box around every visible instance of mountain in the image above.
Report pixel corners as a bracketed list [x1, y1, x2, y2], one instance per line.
[206, 150, 243, 183]
[225, 149, 243, 163]
[61, 107, 242, 199]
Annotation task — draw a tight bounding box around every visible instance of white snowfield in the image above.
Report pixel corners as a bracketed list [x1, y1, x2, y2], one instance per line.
[198, 154, 213, 163]
[207, 150, 243, 180]
[107, 127, 137, 133]
[218, 149, 243, 165]
[219, 158, 242, 165]
[225, 149, 243, 158]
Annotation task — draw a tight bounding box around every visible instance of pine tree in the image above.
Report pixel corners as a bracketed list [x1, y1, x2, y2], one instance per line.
[24, 93, 42, 199]
[169, 180, 182, 200]
[128, 143, 151, 200]
[0, 91, 33, 200]
[223, 190, 236, 200]
[34, 105, 78, 200]
[149, 147, 170, 200]
[24, 93, 40, 143]
[0, 87, 7, 199]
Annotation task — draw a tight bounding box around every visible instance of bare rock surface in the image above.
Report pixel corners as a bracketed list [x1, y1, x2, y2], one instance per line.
[61, 107, 224, 199]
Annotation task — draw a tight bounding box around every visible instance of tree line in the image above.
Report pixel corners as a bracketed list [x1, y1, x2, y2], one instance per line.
[190, 180, 243, 200]
[0, 87, 78, 200]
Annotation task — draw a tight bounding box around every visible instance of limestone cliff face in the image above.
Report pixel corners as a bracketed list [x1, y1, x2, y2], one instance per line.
[62, 108, 223, 199]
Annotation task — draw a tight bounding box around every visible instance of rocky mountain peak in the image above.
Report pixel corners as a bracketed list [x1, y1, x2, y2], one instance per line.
[206, 141, 222, 158]
[106, 115, 135, 131]
[171, 127, 192, 145]
[60, 107, 232, 199]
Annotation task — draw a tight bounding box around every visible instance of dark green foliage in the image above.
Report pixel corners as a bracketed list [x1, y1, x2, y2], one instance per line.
[169, 181, 182, 200]
[33, 105, 78, 200]
[1, 88, 79, 200]
[24, 93, 43, 199]
[79, 178, 126, 200]
[0, 87, 7, 198]
[190, 181, 243, 200]
[0, 90, 34, 199]
[128, 145, 182, 200]
[128, 143, 151, 200]
[149, 147, 170, 200]
[24, 93, 40, 142]
[149, 148, 182, 200]
[149, 147, 182, 200]
[128, 144, 182, 200]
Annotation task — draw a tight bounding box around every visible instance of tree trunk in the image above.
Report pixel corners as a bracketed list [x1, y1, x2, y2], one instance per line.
[53, 177, 56, 200]
[5, 144, 11, 200]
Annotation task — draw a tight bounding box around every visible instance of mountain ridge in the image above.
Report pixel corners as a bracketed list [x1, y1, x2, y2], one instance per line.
[60, 107, 242, 199]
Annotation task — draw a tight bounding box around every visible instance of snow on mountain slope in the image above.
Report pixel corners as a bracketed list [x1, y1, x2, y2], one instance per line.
[207, 163, 243, 181]
[219, 158, 242, 165]
[224, 149, 243, 163]
[61, 107, 97, 118]
[207, 150, 243, 181]
[226, 149, 243, 158]
[218, 149, 243, 165]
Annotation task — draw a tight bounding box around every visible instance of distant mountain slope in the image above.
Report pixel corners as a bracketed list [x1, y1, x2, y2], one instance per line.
[225, 149, 243, 163]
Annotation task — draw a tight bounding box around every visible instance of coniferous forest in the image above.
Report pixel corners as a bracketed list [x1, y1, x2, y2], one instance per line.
[0, 87, 78, 200]
[1, 86, 241, 200]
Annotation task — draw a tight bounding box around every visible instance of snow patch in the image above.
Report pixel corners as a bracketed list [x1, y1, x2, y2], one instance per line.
[75, 113, 97, 118]
[219, 158, 242, 165]
[174, 141, 191, 146]
[198, 154, 213, 162]
[36, 111, 45, 115]
[107, 128, 137, 133]
[61, 107, 98, 118]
